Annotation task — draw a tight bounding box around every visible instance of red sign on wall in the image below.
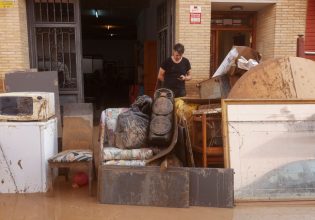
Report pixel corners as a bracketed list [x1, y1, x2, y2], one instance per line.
[190, 13, 201, 24]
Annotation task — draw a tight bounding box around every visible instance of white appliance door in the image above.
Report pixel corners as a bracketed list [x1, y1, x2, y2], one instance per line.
[0, 118, 57, 193]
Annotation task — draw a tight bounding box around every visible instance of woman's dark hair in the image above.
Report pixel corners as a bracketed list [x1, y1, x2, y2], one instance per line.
[173, 43, 185, 55]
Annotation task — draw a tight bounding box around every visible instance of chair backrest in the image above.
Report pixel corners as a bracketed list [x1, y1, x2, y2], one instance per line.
[62, 103, 93, 150]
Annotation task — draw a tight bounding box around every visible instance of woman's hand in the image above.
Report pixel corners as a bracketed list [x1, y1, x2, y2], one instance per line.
[178, 75, 186, 81]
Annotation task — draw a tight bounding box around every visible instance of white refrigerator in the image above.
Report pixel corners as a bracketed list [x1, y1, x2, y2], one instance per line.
[0, 117, 57, 193]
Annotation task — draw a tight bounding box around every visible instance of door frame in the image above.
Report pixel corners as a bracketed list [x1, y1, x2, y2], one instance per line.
[157, 0, 175, 67]
[210, 11, 257, 76]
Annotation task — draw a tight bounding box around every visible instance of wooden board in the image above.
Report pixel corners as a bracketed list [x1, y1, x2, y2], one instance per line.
[222, 99, 315, 201]
[98, 166, 234, 208]
[62, 103, 93, 150]
[98, 166, 190, 208]
[189, 168, 234, 208]
[181, 97, 221, 104]
[228, 57, 315, 99]
[0, 77, 4, 93]
[144, 41, 157, 97]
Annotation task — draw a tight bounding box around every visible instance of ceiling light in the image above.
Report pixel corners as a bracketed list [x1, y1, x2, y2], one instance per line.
[230, 5, 243, 11]
[95, 9, 99, 18]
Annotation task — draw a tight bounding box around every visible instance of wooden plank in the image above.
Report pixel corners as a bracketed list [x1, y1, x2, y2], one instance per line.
[227, 104, 315, 122]
[62, 103, 93, 150]
[181, 97, 221, 104]
[144, 41, 157, 98]
[98, 165, 234, 208]
[221, 99, 230, 168]
[98, 166, 189, 208]
[192, 146, 223, 156]
[289, 57, 315, 99]
[0, 77, 4, 93]
[228, 57, 315, 99]
[189, 168, 234, 208]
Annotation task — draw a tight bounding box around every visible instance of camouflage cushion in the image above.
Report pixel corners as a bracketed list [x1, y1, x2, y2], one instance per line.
[102, 147, 153, 161]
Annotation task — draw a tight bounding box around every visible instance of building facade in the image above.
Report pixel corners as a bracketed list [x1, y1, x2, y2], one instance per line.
[0, 0, 311, 97]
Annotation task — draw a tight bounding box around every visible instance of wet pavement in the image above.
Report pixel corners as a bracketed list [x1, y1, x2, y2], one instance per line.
[1, 178, 315, 220]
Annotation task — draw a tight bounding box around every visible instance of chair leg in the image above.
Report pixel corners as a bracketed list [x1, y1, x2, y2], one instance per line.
[48, 166, 54, 196]
[88, 161, 93, 196]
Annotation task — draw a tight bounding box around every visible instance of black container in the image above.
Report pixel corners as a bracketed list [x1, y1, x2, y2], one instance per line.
[148, 88, 174, 146]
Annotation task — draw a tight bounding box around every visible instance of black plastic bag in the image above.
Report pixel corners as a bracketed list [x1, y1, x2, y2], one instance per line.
[131, 95, 152, 116]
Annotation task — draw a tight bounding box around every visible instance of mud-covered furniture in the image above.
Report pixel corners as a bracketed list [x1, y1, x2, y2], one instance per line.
[48, 103, 94, 196]
[98, 165, 234, 208]
[192, 108, 224, 168]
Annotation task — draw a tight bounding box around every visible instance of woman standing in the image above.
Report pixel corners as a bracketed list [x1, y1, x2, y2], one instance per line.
[157, 43, 192, 97]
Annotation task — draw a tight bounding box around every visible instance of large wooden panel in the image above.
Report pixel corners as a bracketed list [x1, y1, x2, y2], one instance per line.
[98, 166, 234, 208]
[62, 103, 93, 150]
[223, 100, 315, 201]
[228, 57, 315, 99]
[189, 168, 234, 208]
[144, 41, 157, 97]
[98, 166, 189, 208]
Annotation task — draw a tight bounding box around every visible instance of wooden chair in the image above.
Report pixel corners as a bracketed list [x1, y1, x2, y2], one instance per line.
[192, 108, 224, 168]
[48, 103, 94, 196]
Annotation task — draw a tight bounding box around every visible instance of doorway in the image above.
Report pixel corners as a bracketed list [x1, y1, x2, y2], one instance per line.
[210, 12, 256, 76]
[27, 0, 175, 108]
[80, 0, 175, 109]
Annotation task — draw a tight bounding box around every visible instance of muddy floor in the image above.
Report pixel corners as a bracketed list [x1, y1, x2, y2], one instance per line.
[2, 119, 315, 220]
[1, 177, 315, 220]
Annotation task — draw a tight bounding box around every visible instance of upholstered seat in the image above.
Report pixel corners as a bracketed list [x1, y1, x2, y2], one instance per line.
[49, 149, 93, 163]
[48, 103, 94, 196]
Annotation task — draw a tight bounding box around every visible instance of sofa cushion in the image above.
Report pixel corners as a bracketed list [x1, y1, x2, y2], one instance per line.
[103, 147, 153, 161]
[100, 108, 129, 146]
[103, 160, 146, 166]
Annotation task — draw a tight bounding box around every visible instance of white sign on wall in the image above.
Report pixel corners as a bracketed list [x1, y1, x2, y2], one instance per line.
[190, 5, 201, 24]
[190, 5, 201, 13]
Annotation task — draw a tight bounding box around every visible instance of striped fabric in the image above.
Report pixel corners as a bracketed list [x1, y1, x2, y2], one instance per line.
[48, 149, 92, 162]
[102, 147, 153, 161]
[103, 160, 146, 166]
